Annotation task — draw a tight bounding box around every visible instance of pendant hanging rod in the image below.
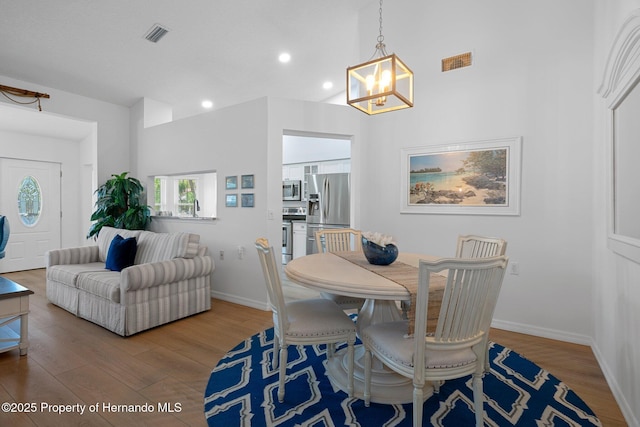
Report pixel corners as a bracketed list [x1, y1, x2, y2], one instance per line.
[0, 84, 50, 99]
[0, 84, 50, 111]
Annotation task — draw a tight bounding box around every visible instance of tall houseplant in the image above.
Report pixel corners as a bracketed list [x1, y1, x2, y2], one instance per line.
[87, 172, 151, 239]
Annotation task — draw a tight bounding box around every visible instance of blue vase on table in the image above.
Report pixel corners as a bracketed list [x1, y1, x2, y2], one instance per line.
[362, 237, 398, 265]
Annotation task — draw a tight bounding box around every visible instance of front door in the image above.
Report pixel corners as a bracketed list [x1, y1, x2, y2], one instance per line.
[0, 158, 61, 273]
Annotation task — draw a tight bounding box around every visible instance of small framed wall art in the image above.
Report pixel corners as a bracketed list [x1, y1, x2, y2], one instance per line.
[241, 193, 254, 208]
[225, 194, 238, 207]
[225, 176, 238, 190]
[241, 174, 254, 189]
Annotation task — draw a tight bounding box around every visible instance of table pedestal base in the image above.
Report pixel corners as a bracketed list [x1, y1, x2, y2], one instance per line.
[326, 345, 433, 405]
[325, 297, 434, 404]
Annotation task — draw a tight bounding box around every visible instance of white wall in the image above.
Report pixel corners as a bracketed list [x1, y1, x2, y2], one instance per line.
[357, 0, 595, 342]
[0, 75, 130, 186]
[139, 98, 270, 308]
[282, 135, 351, 164]
[593, 1, 640, 424]
[137, 0, 602, 348]
[138, 97, 362, 309]
[0, 75, 130, 246]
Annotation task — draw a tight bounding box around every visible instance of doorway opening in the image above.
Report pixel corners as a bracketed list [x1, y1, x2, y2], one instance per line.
[0, 158, 61, 272]
[0, 103, 97, 260]
[281, 132, 352, 264]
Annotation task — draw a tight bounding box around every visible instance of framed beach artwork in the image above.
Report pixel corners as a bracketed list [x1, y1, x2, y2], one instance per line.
[400, 137, 522, 215]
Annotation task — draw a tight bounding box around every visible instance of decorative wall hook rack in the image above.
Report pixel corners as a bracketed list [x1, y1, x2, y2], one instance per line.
[0, 84, 50, 111]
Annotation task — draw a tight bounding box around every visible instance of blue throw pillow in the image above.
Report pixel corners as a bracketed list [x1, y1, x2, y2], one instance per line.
[105, 234, 137, 272]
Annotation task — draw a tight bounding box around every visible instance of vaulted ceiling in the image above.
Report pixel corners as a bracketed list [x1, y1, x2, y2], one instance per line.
[0, 0, 373, 120]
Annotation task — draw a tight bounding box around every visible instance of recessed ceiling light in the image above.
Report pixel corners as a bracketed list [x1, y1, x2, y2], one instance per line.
[201, 100, 213, 109]
[323, 81, 333, 90]
[278, 52, 291, 63]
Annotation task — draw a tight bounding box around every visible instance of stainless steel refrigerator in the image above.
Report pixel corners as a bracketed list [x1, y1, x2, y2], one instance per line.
[306, 173, 350, 254]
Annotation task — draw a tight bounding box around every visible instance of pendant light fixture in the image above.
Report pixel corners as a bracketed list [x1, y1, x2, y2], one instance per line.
[347, 0, 413, 115]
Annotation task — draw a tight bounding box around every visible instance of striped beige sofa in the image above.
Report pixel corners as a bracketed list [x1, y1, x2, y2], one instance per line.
[45, 226, 214, 336]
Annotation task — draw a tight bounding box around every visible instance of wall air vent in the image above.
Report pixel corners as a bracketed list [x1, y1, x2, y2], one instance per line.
[442, 52, 472, 72]
[144, 24, 170, 43]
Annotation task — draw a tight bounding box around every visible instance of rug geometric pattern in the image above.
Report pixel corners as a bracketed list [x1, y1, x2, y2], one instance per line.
[204, 326, 602, 426]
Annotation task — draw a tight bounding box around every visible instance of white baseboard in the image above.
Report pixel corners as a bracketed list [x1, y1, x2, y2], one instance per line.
[211, 290, 270, 311]
[492, 319, 635, 426]
[490, 319, 592, 346]
[590, 341, 637, 427]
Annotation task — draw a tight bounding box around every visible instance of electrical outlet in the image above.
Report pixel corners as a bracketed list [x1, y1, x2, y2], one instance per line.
[238, 246, 245, 259]
[510, 262, 520, 275]
[219, 250, 224, 260]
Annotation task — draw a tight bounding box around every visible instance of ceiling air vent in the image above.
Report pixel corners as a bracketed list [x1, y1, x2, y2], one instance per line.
[144, 24, 170, 43]
[442, 52, 472, 72]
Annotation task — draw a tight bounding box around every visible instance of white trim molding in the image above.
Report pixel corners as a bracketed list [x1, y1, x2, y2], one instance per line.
[599, 9, 640, 264]
[598, 9, 640, 101]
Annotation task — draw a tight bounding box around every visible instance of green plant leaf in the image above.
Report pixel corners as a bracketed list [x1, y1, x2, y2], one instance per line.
[87, 172, 150, 238]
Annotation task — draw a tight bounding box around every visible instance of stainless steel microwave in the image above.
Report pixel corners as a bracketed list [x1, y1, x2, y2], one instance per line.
[282, 180, 301, 201]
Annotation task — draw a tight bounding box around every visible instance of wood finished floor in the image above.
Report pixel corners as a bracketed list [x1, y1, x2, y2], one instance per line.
[0, 269, 627, 426]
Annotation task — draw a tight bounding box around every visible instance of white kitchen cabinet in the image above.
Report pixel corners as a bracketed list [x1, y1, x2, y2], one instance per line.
[282, 165, 302, 181]
[283, 160, 351, 200]
[318, 159, 350, 174]
[286, 164, 304, 181]
[292, 221, 307, 259]
[304, 164, 319, 176]
[282, 165, 289, 180]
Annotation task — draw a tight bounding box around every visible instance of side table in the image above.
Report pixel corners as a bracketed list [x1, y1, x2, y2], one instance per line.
[0, 276, 34, 356]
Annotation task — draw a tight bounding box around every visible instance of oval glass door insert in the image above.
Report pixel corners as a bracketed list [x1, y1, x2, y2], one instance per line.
[17, 175, 42, 226]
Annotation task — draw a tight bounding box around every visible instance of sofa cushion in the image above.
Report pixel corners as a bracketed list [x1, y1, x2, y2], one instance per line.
[105, 235, 138, 272]
[196, 245, 207, 257]
[47, 262, 109, 287]
[76, 271, 122, 303]
[135, 231, 200, 264]
[97, 227, 142, 262]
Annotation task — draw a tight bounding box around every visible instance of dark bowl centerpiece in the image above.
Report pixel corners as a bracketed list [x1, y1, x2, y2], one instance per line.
[361, 232, 398, 266]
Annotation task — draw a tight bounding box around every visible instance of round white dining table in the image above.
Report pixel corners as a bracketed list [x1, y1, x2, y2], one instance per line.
[284, 251, 440, 404]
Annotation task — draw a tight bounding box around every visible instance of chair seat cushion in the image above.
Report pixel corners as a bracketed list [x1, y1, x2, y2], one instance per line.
[280, 299, 356, 337]
[362, 321, 477, 369]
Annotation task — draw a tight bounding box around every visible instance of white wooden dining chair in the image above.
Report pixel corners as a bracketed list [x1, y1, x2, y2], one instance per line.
[456, 234, 507, 373]
[362, 256, 508, 427]
[255, 238, 356, 402]
[315, 228, 363, 253]
[456, 234, 507, 259]
[315, 228, 366, 312]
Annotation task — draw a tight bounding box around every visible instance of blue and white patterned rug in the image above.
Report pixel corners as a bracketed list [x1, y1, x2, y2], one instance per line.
[204, 326, 602, 426]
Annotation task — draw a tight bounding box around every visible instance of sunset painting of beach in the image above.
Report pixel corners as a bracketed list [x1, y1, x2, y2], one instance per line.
[408, 147, 508, 206]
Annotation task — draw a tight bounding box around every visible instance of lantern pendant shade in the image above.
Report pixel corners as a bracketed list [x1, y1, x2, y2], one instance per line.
[347, 53, 413, 115]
